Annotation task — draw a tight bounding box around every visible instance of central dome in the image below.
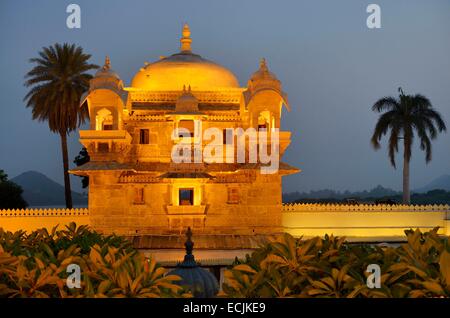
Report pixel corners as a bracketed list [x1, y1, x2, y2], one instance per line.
[131, 24, 239, 91]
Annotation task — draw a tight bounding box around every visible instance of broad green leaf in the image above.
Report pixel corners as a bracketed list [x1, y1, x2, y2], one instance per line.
[439, 250, 450, 287]
[233, 264, 257, 274]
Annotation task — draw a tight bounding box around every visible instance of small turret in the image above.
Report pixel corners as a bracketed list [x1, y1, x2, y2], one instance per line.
[90, 56, 123, 90]
[243, 58, 290, 131]
[175, 85, 199, 113]
[247, 58, 281, 93]
[80, 56, 128, 132]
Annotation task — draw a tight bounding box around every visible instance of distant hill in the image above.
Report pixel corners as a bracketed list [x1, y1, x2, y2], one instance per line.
[283, 185, 400, 203]
[283, 177, 450, 204]
[414, 174, 450, 193]
[11, 171, 87, 207]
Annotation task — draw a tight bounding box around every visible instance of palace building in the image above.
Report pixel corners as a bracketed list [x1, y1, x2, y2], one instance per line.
[70, 24, 298, 244]
[2, 25, 449, 275]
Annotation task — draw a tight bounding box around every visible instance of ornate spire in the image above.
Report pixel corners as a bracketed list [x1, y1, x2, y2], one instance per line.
[259, 58, 270, 74]
[184, 227, 193, 255]
[181, 84, 192, 94]
[180, 23, 192, 53]
[103, 56, 111, 70]
[178, 227, 197, 267]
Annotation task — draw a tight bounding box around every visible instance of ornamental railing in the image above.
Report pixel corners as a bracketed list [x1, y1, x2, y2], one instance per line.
[0, 208, 89, 217]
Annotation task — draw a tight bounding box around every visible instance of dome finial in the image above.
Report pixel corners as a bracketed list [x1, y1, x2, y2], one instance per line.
[259, 58, 268, 72]
[184, 227, 194, 255]
[103, 56, 111, 70]
[180, 23, 192, 53]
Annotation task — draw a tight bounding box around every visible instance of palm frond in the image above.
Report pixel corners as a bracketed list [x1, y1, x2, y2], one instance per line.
[24, 43, 99, 135]
[372, 97, 399, 113]
[371, 90, 446, 165]
[371, 110, 399, 149]
[422, 109, 447, 133]
[387, 123, 401, 168]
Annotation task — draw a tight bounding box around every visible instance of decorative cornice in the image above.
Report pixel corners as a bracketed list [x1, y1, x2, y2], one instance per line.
[128, 89, 243, 104]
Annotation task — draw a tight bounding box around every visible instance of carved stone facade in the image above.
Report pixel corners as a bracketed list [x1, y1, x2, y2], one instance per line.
[70, 24, 298, 236]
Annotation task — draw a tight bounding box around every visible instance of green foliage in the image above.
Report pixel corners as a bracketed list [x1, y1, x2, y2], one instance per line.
[0, 169, 28, 209]
[0, 223, 188, 298]
[0, 170, 8, 183]
[73, 148, 90, 189]
[222, 229, 450, 298]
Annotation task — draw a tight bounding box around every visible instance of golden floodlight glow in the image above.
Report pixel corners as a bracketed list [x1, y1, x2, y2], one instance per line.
[66, 23, 294, 237]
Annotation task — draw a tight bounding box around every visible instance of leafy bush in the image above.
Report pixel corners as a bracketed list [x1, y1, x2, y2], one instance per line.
[0, 223, 187, 298]
[3, 223, 448, 298]
[0, 169, 28, 209]
[222, 228, 450, 298]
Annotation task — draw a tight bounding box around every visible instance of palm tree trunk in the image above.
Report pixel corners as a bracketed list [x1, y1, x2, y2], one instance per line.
[60, 132, 73, 208]
[402, 151, 411, 205]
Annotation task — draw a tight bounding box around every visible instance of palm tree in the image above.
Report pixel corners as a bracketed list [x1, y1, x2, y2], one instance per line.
[24, 43, 98, 208]
[371, 88, 446, 204]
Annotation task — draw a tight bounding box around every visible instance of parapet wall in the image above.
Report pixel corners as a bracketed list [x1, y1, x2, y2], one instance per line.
[1, 205, 449, 242]
[0, 208, 90, 233]
[282, 203, 450, 241]
[282, 203, 450, 212]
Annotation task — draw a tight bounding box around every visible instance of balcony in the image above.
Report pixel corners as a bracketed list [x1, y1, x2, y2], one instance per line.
[80, 130, 131, 141]
[79, 130, 132, 160]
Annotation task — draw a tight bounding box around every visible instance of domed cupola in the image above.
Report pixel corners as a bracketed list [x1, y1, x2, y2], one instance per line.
[247, 58, 281, 93]
[243, 58, 291, 133]
[90, 56, 124, 91]
[131, 24, 240, 91]
[169, 228, 219, 298]
[80, 56, 129, 131]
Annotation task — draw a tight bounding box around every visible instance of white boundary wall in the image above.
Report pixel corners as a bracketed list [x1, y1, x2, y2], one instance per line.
[1, 205, 449, 242]
[0, 209, 90, 233]
[282, 203, 450, 241]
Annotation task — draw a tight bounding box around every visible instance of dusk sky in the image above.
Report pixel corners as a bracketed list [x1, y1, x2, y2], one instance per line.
[0, 0, 449, 193]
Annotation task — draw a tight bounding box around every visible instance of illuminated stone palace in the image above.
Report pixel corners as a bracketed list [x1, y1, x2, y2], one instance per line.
[2, 25, 449, 268]
[70, 24, 299, 239]
[1, 25, 449, 277]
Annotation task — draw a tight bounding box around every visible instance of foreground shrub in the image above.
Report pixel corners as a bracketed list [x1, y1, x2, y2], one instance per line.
[0, 223, 187, 298]
[222, 228, 450, 298]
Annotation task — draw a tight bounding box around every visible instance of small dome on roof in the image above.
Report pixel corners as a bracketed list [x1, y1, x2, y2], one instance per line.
[169, 228, 219, 298]
[247, 58, 281, 91]
[95, 56, 121, 80]
[250, 58, 278, 80]
[175, 85, 199, 113]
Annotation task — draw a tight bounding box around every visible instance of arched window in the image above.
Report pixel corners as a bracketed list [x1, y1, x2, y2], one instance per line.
[95, 108, 113, 131]
[258, 111, 271, 130]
